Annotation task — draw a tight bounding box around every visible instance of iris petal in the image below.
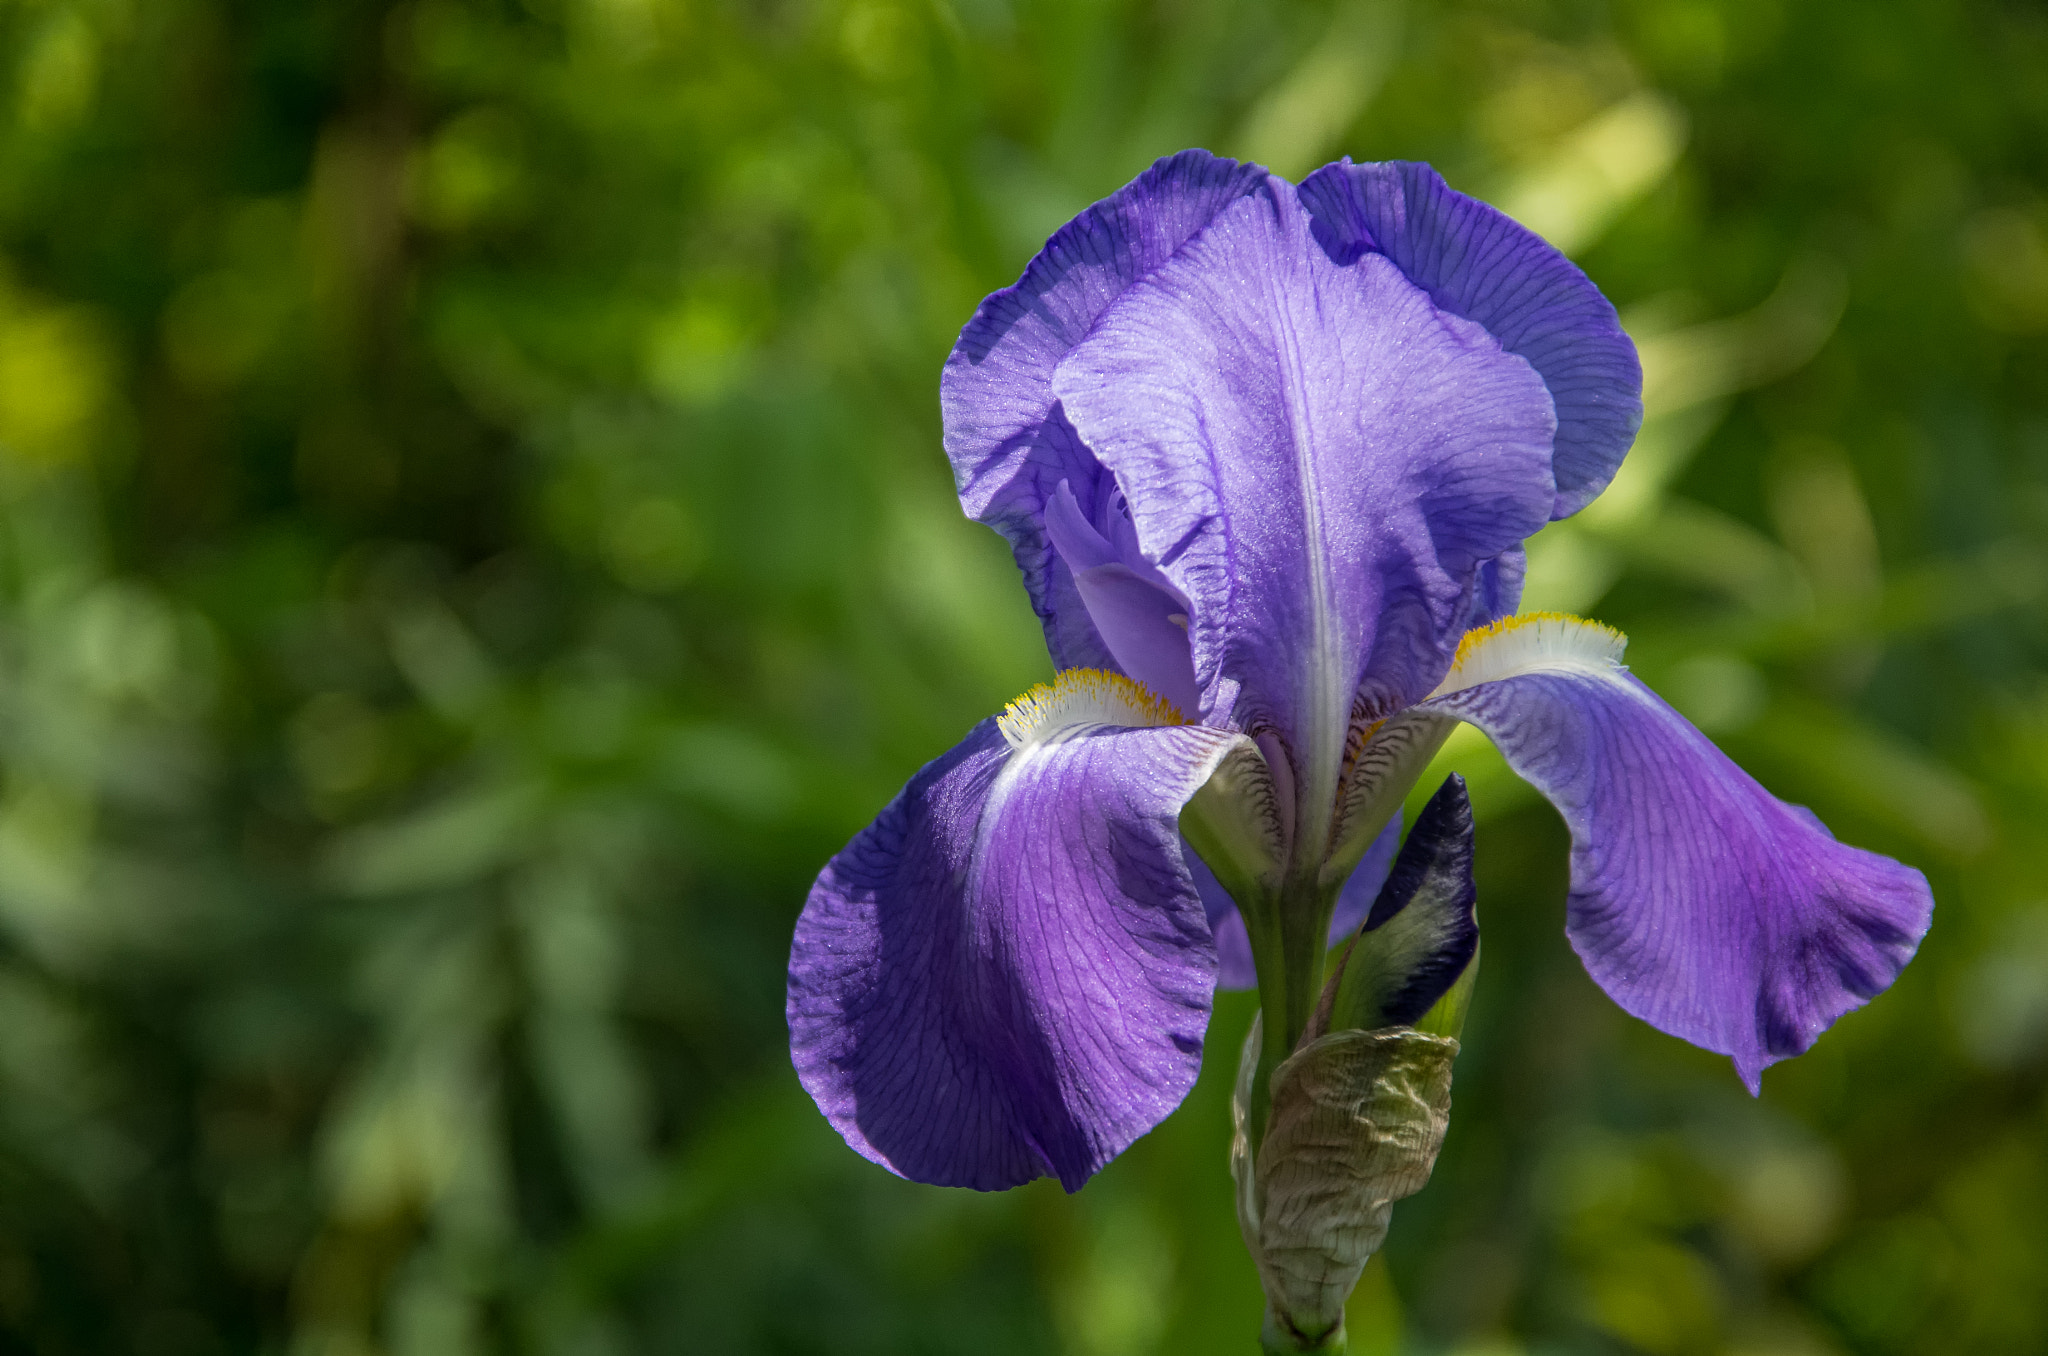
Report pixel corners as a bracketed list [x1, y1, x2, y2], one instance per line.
[1298, 160, 1644, 519]
[1421, 616, 1933, 1090]
[788, 709, 1251, 1190]
[943, 150, 1269, 671]
[1466, 546, 1527, 629]
[1062, 566, 1203, 716]
[1053, 186, 1558, 855]
[1046, 480, 1202, 713]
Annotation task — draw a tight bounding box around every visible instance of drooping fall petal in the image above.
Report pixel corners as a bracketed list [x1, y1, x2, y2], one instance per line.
[789, 673, 1253, 1190]
[1421, 615, 1933, 1090]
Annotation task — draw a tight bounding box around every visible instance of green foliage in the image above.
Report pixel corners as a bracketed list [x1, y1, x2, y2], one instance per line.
[0, 0, 2041, 1352]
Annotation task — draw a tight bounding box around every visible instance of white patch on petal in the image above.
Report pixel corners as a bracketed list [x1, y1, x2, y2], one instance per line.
[1429, 612, 1628, 699]
[998, 668, 1187, 750]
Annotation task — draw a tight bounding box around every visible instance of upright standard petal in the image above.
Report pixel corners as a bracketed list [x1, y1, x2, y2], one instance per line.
[1298, 161, 1644, 519]
[789, 672, 1251, 1191]
[943, 151, 1269, 673]
[1421, 615, 1933, 1090]
[1053, 185, 1558, 850]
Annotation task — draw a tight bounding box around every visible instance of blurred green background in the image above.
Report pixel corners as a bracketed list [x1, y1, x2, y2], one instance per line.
[0, 0, 2042, 1352]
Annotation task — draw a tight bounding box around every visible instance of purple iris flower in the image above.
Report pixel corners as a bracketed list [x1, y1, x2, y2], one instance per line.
[787, 151, 1932, 1194]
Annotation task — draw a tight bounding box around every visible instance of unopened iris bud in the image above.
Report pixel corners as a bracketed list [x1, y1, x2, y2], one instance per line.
[1235, 1023, 1456, 1353]
[1321, 776, 1479, 1037]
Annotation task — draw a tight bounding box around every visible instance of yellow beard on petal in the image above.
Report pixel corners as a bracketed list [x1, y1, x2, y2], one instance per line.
[1431, 612, 1628, 699]
[998, 668, 1188, 750]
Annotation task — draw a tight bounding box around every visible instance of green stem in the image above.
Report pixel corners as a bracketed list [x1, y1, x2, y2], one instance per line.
[1242, 870, 1338, 1159]
[1261, 1306, 1346, 1353]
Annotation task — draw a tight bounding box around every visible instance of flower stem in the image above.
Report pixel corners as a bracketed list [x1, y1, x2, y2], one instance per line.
[1243, 870, 1337, 1156]
[1261, 1306, 1346, 1353]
